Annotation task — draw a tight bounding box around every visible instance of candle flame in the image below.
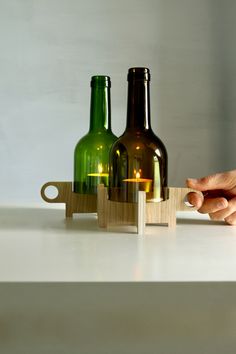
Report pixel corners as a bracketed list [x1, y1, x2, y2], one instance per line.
[134, 169, 142, 179]
[87, 163, 109, 177]
[98, 164, 103, 174]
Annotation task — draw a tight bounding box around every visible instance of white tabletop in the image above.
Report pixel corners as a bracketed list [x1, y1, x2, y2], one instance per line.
[0, 204, 236, 281]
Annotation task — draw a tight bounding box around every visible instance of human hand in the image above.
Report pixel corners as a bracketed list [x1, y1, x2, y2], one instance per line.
[186, 170, 236, 225]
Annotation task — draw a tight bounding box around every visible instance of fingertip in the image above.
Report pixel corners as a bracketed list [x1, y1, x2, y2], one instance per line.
[187, 192, 203, 209]
[216, 197, 228, 209]
[186, 178, 198, 188]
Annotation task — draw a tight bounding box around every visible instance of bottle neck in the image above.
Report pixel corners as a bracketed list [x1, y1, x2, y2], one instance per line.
[89, 85, 111, 132]
[126, 79, 151, 132]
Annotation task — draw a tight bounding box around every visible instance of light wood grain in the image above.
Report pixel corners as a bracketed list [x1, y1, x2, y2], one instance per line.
[137, 191, 146, 235]
[97, 184, 108, 228]
[97, 186, 202, 232]
[41, 181, 97, 217]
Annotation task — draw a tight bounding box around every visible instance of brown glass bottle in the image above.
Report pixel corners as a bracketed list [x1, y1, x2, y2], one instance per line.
[109, 67, 168, 203]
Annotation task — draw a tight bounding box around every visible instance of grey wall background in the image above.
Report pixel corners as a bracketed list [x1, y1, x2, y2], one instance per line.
[0, 0, 235, 203]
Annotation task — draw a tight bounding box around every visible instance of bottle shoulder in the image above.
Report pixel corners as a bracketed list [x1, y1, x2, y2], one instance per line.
[111, 130, 167, 155]
[75, 130, 117, 151]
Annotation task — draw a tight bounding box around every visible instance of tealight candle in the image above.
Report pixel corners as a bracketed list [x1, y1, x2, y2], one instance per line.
[87, 164, 109, 190]
[123, 171, 152, 193]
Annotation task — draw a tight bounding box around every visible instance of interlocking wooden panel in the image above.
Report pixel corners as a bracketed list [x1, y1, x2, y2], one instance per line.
[97, 185, 201, 234]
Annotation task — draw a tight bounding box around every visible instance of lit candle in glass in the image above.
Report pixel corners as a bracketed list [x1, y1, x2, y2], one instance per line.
[123, 169, 152, 193]
[74, 75, 117, 194]
[108, 68, 168, 203]
[87, 164, 109, 191]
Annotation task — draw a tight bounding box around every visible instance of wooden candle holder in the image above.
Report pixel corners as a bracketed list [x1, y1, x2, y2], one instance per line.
[41, 181, 201, 234]
[97, 185, 202, 234]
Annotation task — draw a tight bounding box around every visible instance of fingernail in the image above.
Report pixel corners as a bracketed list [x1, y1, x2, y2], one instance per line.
[216, 200, 228, 209]
[187, 178, 198, 184]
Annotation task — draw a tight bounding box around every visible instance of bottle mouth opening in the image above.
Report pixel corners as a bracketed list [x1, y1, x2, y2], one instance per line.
[91, 75, 111, 87]
[127, 67, 151, 81]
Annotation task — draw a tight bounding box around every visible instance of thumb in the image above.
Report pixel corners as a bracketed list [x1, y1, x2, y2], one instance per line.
[186, 172, 234, 191]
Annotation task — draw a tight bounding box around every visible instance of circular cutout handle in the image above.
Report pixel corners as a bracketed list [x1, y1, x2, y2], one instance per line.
[41, 182, 61, 203]
[169, 187, 203, 212]
[182, 188, 203, 211]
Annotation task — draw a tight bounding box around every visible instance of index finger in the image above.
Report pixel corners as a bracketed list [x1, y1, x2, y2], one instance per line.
[186, 172, 235, 192]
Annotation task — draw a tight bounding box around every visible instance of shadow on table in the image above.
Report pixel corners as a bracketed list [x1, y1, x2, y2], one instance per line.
[177, 217, 226, 226]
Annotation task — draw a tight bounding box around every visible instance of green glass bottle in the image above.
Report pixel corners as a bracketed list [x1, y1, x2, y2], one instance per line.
[109, 67, 168, 203]
[74, 75, 117, 194]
